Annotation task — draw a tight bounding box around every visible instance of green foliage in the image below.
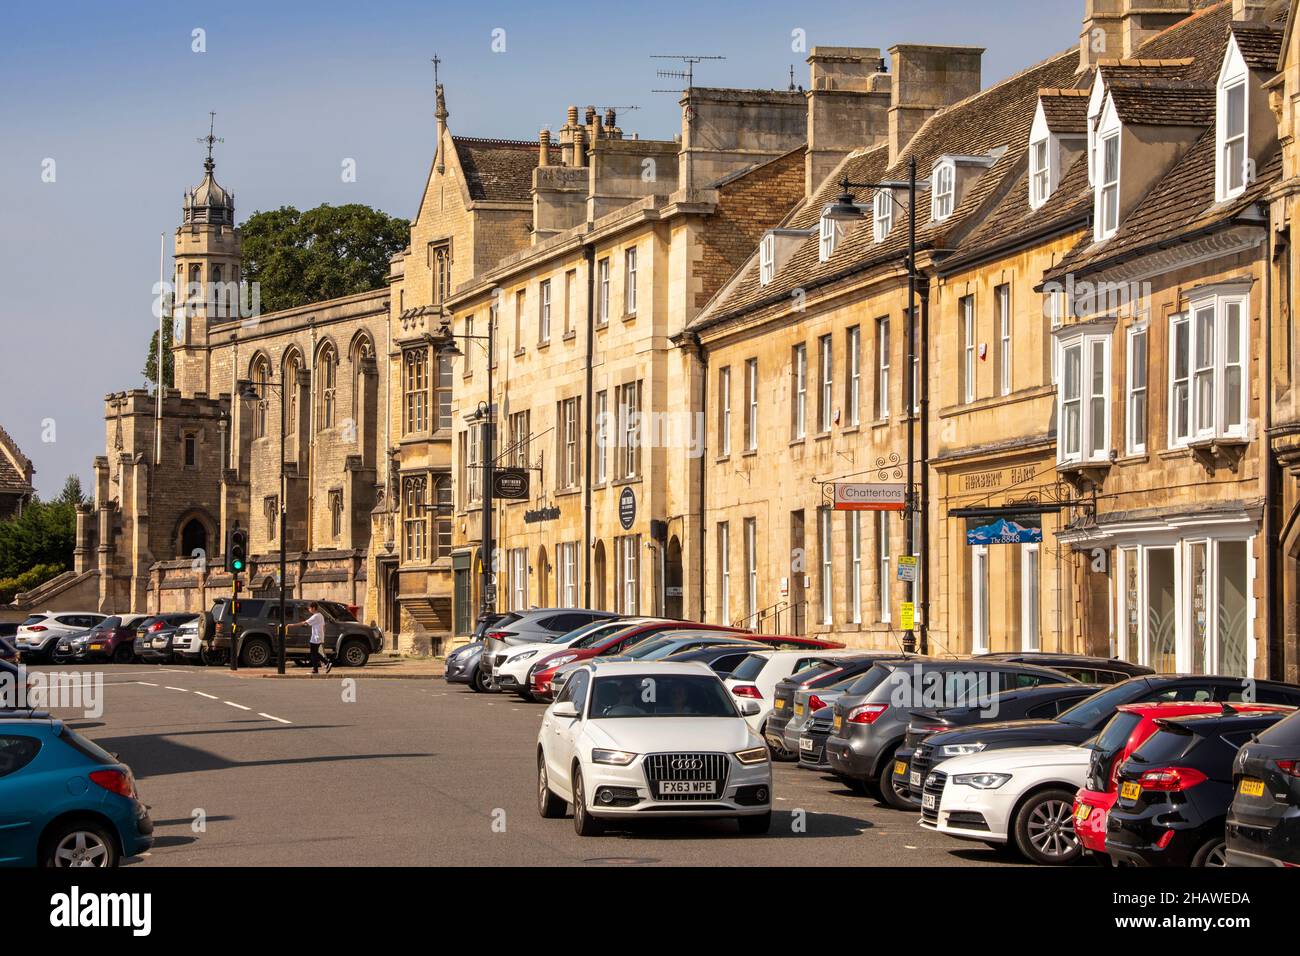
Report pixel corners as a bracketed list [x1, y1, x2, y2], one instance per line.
[0, 563, 66, 604]
[143, 321, 175, 390]
[0, 475, 82, 582]
[238, 203, 410, 314]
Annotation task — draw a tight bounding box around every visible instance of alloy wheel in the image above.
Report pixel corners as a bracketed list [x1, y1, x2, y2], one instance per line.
[1026, 798, 1078, 859]
[53, 830, 111, 867]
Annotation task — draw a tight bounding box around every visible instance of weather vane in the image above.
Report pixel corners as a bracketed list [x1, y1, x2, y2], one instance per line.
[197, 111, 223, 170]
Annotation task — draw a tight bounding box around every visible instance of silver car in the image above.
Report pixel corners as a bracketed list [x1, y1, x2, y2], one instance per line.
[481, 609, 621, 686]
[780, 675, 864, 756]
[15, 612, 108, 663]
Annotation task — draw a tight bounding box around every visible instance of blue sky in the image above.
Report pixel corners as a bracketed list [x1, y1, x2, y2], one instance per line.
[0, 0, 1080, 498]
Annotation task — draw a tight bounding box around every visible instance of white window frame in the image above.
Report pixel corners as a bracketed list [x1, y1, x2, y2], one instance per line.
[971, 544, 989, 653]
[792, 344, 807, 439]
[594, 390, 608, 484]
[719, 365, 732, 456]
[961, 295, 975, 404]
[877, 318, 890, 420]
[818, 334, 833, 433]
[539, 278, 551, 343]
[997, 284, 1012, 396]
[848, 512, 862, 624]
[846, 325, 861, 427]
[718, 522, 731, 624]
[511, 547, 529, 611]
[1168, 292, 1249, 447]
[818, 214, 843, 262]
[877, 512, 891, 624]
[744, 518, 758, 629]
[624, 246, 637, 316]
[932, 161, 955, 221]
[1030, 137, 1051, 209]
[819, 508, 833, 626]
[873, 190, 893, 242]
[1056, 327, 1112, 465]
[1126, 323, 1148, 454]
[1021, 543, 1040, 651]
[1216, 39, 1250, 203]
[744, 358, 758, 451]
[597, 257, 610, 324]
[1096, 126, 1121, 240]
[759, 234, 775, 285]
[559, 542, 579, 607]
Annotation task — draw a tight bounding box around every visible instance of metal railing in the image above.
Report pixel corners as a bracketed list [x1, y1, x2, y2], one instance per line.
[733, 599, 807, 636]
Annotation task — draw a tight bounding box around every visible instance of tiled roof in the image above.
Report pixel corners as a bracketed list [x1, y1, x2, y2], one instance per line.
[0, 425, 34, 497]
[453, 137, 540, 203]
[1230, 21, 1285, 72]
[1039, 90, 1090, 134]
[1124, 1, 1233, 84]
[1106, 83, 1216, 126]
[692, 47, 1079, 330]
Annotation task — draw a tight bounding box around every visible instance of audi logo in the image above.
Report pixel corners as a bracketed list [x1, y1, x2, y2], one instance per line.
[670, 757, 703, 771]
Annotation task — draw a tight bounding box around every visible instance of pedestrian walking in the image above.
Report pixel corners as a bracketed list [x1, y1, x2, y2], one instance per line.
[305, 602, 333, 674]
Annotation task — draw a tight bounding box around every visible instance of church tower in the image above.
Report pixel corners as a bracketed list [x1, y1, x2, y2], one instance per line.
[173, 115, 241, 398]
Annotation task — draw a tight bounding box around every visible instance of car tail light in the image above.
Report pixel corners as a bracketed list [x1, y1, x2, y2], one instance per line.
[731, 684, 762, 699]
[486, 630, 508, 640]
[89, 769, 136, 798]
[27, 625, 47, 632]
[1137, 767, 1208, 792]
[848, 703, 888, 725]
[808, 695, 827, 712]
[1276, 759, 1300, 778]
[149, 621, 165, 632]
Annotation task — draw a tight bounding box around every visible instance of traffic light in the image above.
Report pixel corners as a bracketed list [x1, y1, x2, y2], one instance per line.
[226, 527, 248, 574]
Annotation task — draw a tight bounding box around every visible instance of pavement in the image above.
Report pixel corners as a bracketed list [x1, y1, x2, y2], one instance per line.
[33, 662, 1029, 866]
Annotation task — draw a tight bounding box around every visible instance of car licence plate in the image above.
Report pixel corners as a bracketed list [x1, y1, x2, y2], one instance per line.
[1238, 778, 1266, 798]
[832, 715, 842, 733]
[90, 644, 104, 651]
[800, 737, 813, 752]
[922, 793, 936, 811]
[775, 699, 785, 710]
[659, 780, 716, 796]
[894, 760, 907, 777]
[794, 702, 804, 716]
[1075, 804, 1092, 824]
[910, 771, 921, 788]
[1120, 781, 1142, 801]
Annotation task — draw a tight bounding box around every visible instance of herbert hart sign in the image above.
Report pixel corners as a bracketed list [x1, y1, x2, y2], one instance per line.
[832, 482, 906, 512]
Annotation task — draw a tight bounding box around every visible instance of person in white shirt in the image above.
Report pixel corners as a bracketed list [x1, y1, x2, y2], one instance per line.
[304, 602, 332, 674]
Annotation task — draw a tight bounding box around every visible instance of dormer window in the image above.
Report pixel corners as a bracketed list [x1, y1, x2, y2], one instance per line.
[1055, 322, 1113, 466]
[759, 234, 775, 285]
[1030, 138, 1051, 209]
[873, 190, 893, 242]
[1097, 131, 1120, 240]
[932, 162, 955, 221]
[1217, 35, 1251, 203]
[818, 213, 843, 262]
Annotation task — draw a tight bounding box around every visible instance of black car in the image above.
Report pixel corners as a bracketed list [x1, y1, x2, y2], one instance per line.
[132, 613, 200, 663]
[1108, 707, 1295, 867]
[660, 643, 765, 676]
[1225, 708, 1300, 866]
[767, 654, 910, 760]
[823, 658, 1077, 809]
[907, 674, 1300, 804]
[893, 682, 1103, 798]
[974, 652, 1155, 684]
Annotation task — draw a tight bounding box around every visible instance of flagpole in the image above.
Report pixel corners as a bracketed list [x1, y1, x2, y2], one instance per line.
[156, 231, 165, 464]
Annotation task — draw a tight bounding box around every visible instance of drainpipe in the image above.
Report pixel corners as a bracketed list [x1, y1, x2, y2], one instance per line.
[693, 331, 709, 621]
[1263, 210, 1280, 681]
[583, 239, 596, 607]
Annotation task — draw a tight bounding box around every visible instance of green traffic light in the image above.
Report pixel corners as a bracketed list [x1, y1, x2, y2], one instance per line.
[233, 560, 243, 570]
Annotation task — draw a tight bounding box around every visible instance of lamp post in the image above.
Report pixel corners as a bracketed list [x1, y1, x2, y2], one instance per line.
[238, 376, 289, 674]
[822, 157, 926, 654]
[425, 321, 496, 628]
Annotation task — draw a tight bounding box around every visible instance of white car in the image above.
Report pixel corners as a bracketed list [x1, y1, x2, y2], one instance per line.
[171, 617, 205, 663]
[15, 611, 108, 663]
[536, 660, 773, 836]
[724, 649, 864, 737]
[495, 618, 654, 699]
[920, 744, 1091, 865]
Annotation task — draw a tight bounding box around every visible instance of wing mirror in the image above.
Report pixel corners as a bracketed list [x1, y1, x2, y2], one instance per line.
[552, 701, 580, 719]
[739, 700, 761, 717]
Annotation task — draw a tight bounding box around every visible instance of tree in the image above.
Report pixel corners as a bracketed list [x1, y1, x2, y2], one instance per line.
[143, 320, 174, 390]
[239, 203, 410, 314]
[57, 475, 88, 507]
[0, 476, 81, 581]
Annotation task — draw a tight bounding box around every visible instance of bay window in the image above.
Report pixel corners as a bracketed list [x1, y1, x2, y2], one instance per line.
[1126, 325, 1147, 454]
[1056, 326, 1112, 465]
[1169, 292, 1248, 446]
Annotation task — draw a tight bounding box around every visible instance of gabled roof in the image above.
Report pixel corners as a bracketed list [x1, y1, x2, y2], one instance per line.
[1106, 83, 1216, 126]
[1229, 20, 1286, 72]
[452, 137, 540, 203]
[1039, 90, 1090, 134]
[0, 425, 35, 498]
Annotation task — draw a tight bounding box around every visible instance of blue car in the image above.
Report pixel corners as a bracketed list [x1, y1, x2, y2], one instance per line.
[0, 718, 153, 867]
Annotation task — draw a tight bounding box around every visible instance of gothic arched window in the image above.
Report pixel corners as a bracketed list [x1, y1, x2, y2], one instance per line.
[283, 350, 302, 435]
[251, 355, 270, 439]
[317, 343, 337, 429]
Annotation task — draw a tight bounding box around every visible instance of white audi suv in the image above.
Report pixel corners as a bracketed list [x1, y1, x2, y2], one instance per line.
[536, 661, 773, 836]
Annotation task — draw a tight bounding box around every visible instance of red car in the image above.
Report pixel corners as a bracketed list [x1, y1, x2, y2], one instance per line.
[1073, 701, 1294, 858]
[527, 621, 753, 701]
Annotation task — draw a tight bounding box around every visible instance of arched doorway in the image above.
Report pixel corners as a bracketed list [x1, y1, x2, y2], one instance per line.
[180, 518, 207, 558]
[593, 541, 607, 611]
[665, 535, 684, 619]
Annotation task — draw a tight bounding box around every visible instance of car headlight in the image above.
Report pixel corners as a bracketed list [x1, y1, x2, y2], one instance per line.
[509, 650, 538, 663]
[940, 742, 987, 757]
[547, 655, 578, 668]
[952, 772, 1011, 790]
[735, 747, 769, 765]
[591, 749, 637, 766]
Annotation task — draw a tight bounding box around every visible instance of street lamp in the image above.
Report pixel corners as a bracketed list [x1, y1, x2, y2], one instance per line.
[237, 376, 290, 674]
[424, 321, 496, 628]
[821, 157, 929, 654]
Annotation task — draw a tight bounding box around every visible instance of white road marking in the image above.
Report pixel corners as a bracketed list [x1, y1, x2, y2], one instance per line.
[137, 681, 158, 687]
[164, 686, 188, 692]
[194, 691, 218, 700]
[258, 712, 291, 724]
[223, 701, 251, 711]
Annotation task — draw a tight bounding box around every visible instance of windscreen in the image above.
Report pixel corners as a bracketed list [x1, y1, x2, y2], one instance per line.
[729, 653, 770, 681]
[1057, 682, 1142, 728]
[588, 674, 738, 719]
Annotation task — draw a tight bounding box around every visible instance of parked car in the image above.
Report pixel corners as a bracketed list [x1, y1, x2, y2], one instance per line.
[659, 643, 768, 676]
[481, 609, 623, 685]
[607, 631, 765, 664]
[536, 660, 772, 836]
[59, 614, 151, 664]
[532, 621, 749, 701]
[1225, 707, 1300, 867]
[797, 704, 838, 772]
[0, 717, 153, 866]
[825, 658, 1077, 809]
[906, 674, 1300, 808]
[0, 624, 17, 662]
[924, 743, 1092, 864]
[132, 613, 200, 663]
[494, 618, 658, 698]
[895, 683, 1104, 799]
[974, 652, 1155, 685]
[206, 598, 382, 667]
[445, 641, 487, 691]
[13, 612, 108, 664]
[169, 616, 207, 664]
[774, 654, 917, 759]
[1071, 701, 1285, 860]
[1107, 707, 1296, 867]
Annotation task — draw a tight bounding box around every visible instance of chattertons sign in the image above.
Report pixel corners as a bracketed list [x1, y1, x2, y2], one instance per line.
[832, 483, 906, 512]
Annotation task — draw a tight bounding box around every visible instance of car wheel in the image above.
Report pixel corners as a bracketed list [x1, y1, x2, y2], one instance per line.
[537, 753, 566, 819]
[112, 643, 135, 665]
[340, 640, 369, 668]
[571, 768, 604, 836]
[470, 666, 489, 693]
[1192, 838, 1228, 867]
[878, 754, 920, 810]
[240, 638, 273, 668]
[516, 689, 537, 703]
[738, 812, 771, 836]
[1013, 789, 1082, 866]
[42, 820, 118, 868]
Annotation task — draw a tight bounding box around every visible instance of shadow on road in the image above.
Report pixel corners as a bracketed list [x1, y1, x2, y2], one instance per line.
[594, 809, 873, 841]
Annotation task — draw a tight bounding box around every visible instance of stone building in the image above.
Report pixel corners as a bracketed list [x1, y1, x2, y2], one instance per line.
[0, 426, 35, 520]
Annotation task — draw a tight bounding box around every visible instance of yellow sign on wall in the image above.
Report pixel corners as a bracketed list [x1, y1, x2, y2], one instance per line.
[900, 602, 915, 631]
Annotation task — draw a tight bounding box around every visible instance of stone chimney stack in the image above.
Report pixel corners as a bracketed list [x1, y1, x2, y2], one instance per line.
[888, 44, 983, 165]
[805, 47, 891, 196]
[1078, 1, 1194, 73]
[573, 122, 588, 168]
[1232, 0, 1285, 20]
[539, 128, 552, 167]
[593, 111, 605, 142]
[560, 106, 580, 166]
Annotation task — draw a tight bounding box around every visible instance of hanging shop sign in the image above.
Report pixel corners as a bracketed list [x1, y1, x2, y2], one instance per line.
[832, 482, 906, 512]
[492, 468, 530, 500]
[965, 513, 1042, 545]
[524, 506, 561, 524]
